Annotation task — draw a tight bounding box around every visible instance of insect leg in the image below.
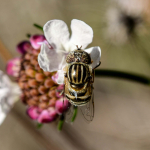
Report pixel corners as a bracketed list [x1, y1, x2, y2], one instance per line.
[59, 90, 64, 96]
[93, 61, 101, 70]
[92, 92, 95, 118]
[91, 70, 95, 83]
[93, 70, 95, 83]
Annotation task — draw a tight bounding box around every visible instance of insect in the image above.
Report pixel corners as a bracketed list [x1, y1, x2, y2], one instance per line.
[63, 46, 100, 122]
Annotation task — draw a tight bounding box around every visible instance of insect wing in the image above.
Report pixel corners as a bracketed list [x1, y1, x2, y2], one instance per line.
[79, 92, 94, 123]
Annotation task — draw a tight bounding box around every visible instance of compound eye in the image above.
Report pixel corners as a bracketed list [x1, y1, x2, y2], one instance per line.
[66, 52, 75, 63]
[81, 53, 91, 64]
[83, 57, 88, 63]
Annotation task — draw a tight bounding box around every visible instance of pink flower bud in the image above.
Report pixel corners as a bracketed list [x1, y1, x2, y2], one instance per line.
[25, 68, 36, 77]
[44, 71, 51, 76]
[55, 98, 69, 114]
[17, 41, 31, 54]
[35, 73, 45, 82]
[38, 85, 48, 94]
[28, 79, 38, 88]
[39, 95, 49, 102]
[30, 89, 39, 96]
[52, 72, 58, 83]
[27, 106, 42, 120]
[44, 78, 54, 88]
[37, 108, 57, 123]
[49, 97, 57, 107]
[39, 102, 48, 109]
[48, 89, 56, 98]
[30, 35, 46, 49]
[6, 58, 21, 77]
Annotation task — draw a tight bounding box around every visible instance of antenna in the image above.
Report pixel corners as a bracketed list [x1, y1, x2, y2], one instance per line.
[76, 45, 82, 50]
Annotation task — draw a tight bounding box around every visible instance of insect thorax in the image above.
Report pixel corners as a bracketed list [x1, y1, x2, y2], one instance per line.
[66, 49, 91, 64]
[67, 63, 90, 85]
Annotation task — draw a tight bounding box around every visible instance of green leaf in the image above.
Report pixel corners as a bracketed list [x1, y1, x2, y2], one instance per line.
[57, 114, 65, 131]
[33, 23, 43, 31]
[71, 106, 78, 122]
[37, 123, 43, 129]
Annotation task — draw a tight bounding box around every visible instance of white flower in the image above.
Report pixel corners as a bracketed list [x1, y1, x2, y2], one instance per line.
[38, 19, 101, 84]
[0, 70, 21, 125]
[115, 0, 149, 15]
[105, 0, 147, 45]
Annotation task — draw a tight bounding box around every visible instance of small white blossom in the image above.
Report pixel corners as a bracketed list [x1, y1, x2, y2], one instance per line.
[115, 0, 149, 15]
[38, 19, 101, 84]
[105, 0, 148, 45]
[0, 70, 21, 125]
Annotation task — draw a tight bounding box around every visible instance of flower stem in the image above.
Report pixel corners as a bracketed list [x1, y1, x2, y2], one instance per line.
[33, 23, 43, 31]
[71, 106, 78, 122]
[95, 69, 150, 85]
[37, 123, 43, 129]
[57, 114, 65, 131]
[26, 33, 31, 38]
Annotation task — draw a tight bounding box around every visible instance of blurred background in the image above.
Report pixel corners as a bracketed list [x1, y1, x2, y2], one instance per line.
[0, 0, 150, 149]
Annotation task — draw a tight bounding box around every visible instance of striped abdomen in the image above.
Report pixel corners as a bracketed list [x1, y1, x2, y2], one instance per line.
[68, 64, 89, 84]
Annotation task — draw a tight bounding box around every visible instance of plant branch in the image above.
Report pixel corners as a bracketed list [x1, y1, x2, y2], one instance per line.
[95, 69, 150, 85]
[32, 23, 150, 86]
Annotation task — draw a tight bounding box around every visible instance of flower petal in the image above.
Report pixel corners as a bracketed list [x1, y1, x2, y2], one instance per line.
[30, 34, 46, 49]
[68, 19, 93, 51]
[37, 108, 57, 123]
[0, 111, 6, 125]
[85, 46, 101, 69]
[55, 70, 64, 84]
[27, 106, 41, 120]
[0, 70, 21, 125]
[55, 98, 69, 115]
[43, 20, 70, 50]
[38, 43, 67, 72]
[51, 72, 59, 83]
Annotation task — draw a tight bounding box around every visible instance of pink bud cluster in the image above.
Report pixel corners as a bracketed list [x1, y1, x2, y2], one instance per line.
[6, 34, 69, 124]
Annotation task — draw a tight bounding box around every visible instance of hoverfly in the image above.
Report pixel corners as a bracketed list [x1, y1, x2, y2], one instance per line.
[63, 46, 100, 122]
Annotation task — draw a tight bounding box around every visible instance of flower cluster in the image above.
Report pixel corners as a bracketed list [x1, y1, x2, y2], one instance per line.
[6, 34, 69, 124]
[6, 19, 101, 125]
